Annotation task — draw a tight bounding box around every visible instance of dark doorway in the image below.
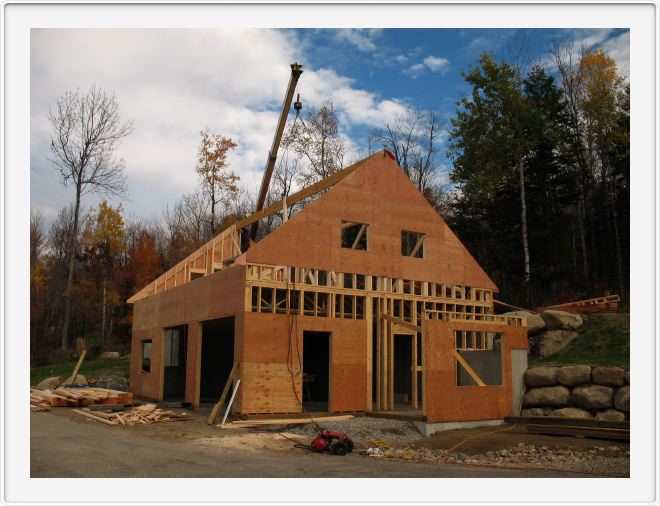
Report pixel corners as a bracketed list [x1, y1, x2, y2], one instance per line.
[163, 325, 187, 400]
[393, 334, 413, 408]
[302, 331, 330, 411]
[200, 316, 235, 402]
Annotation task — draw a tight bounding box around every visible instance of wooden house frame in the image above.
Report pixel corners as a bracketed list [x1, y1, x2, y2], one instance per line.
[128, 151, 528, 429]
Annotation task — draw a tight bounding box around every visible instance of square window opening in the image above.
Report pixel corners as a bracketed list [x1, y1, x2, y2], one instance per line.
[341, 221, 369, 250]
[401, 230, 425, 258]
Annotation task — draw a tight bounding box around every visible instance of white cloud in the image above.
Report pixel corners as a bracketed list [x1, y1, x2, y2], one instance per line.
[603, 30, 630, 79]
[334, 29, 382, 52]
[31, 28, 409, 223]
[408, 55, 450, 78]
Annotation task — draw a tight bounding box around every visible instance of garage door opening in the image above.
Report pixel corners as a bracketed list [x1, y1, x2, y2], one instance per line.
[302, 331, 330, 412]
[163, 325, 187, 400]
[200, 316, 235, 403]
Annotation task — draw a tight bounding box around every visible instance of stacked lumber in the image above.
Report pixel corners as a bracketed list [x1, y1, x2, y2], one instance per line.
[72, 403, 192, 426]
[30, 391, 52, 411]
[30, 387, 132, 407]
[540, 294, 620, 314]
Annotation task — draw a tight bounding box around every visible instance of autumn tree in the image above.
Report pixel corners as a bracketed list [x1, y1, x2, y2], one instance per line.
[48, 85, 133, 350]
[80, 201, 126, 342]
[196, 130, 239, 233]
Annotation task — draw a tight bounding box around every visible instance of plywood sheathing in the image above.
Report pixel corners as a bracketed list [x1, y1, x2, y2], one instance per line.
[128, 265, 246, 405]
[235, 312, 368, 414]
[423, 319, 527, 424]
[245, 154, 497, 291]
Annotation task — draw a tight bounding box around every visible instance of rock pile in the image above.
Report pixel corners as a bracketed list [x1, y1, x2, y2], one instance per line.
[522, 365, 629, 420]
[502, 309, 584, 357]
[371, 443, 629, 476]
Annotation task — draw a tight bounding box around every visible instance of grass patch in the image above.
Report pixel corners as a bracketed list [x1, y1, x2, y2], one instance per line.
[30, 357, 130, 386]
[529, 313, 629, 367]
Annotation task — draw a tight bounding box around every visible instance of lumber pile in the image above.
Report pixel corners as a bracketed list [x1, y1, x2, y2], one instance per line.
[72, 403, 192, 426]
[30, 387, 133, 407]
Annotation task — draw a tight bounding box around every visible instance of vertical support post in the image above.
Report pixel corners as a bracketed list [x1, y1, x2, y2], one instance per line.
[376, 297, 382, 411]
[366, 295, 373, 412]
[388, 298, 394, 411]
[412, 301, 418, 410]
[421, 315, 426, 417]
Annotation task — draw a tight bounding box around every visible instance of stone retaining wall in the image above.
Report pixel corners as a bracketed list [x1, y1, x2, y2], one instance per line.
[522, 365, 629, 421]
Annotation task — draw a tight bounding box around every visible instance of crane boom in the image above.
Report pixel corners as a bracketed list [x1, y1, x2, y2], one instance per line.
[250, 62, 303, 240]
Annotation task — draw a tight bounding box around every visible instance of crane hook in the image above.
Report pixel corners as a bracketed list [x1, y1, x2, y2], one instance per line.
[293, 93, 302, 115]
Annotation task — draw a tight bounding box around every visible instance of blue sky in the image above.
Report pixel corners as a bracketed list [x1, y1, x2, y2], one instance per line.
[31, 28, 629, 225]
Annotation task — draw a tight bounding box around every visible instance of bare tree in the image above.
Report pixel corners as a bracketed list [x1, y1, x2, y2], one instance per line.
[370, 105, 445, 194]
[30, 209, 46, 266]
[48, 85, 133, 350]
[284, 100, 348, 186]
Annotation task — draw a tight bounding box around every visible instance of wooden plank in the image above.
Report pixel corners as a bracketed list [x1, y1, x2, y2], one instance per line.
[224, 414, 354, 427]
[379, 313, 422, 333]
[453, 349, 486, 386]
[207, 362, 239, 425]
[71, 408, 117, 425]
[221, 379, 241, 425]
[64, 350, 87, 385]
[233, 157, 369, 231]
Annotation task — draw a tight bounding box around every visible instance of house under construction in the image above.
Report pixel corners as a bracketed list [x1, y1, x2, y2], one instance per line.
[127, 151, 529, 432]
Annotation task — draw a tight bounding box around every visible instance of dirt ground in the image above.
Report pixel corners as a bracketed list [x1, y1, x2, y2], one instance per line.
[50, 405, 629, 477]
[32, 411, 596, 478]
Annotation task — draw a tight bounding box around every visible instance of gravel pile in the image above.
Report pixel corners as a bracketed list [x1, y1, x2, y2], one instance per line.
[389, 442, 629, 476]
[286, 416, 424, 447]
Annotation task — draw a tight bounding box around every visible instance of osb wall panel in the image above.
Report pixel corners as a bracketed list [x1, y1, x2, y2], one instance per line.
[128, 328, 163, 400]
[184, 322, 202, 406]
[129, 265, 246, 403]
[235, 312, 367, 414]
[245, 154, 497, 291]
[424, 320, 527, 424]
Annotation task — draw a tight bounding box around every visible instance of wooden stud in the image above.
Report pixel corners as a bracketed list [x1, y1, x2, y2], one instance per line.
[207, 362, 239, 424]
[366, 295, 373, 412]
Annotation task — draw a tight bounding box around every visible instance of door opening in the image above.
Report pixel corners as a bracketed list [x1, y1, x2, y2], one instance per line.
[163, 325, 187, 400]
[393, 334, 413, 410]
[200, 316, 235, 403]
[302, 331, 330, 412]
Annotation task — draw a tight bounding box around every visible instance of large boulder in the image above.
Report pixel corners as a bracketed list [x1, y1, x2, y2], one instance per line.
[523, 386, 571, 407]
[541, 310, 584, 331]
[558, 365, 591, 386]
[524, 366, 559, 387]
[36, 376, 62, 389]
[502, 311, 545, 335]
[624, 370, 630, 384]
[614, 385, 630, 413]
[592, 366, 626, 386]
[572, 385, 614, 410]
[596, 410, 626, 422]
[67, 374, 87, 385]
[537, 330, 579, 357]
[522, 407, 553, 417]
[94, 375, 129, 392]
[551, 407, 593, 418]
